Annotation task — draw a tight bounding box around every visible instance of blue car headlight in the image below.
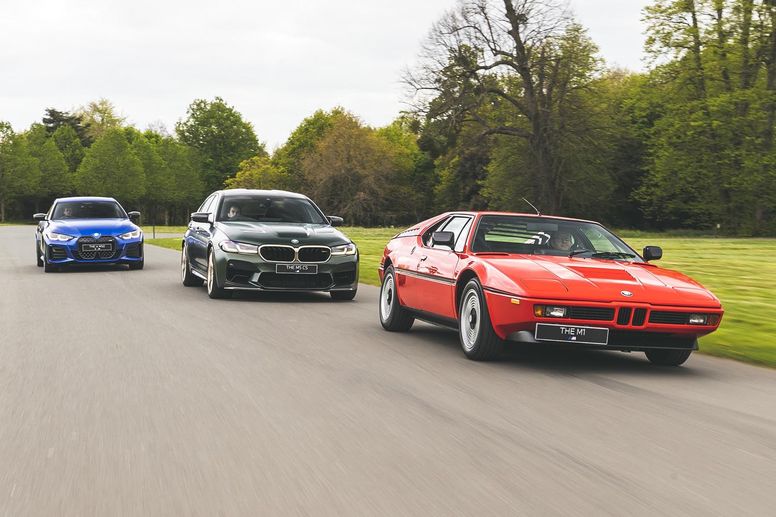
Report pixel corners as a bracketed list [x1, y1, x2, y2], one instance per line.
[331, 243, 357, 256]
[47, 232, 75, 242]
[219, 241, 259, 254]
[119, 229, 142, 240]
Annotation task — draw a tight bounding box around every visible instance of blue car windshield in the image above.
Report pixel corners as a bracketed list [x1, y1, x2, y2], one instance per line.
[53, 201, 126, 219]
[216, 196, 326, 224]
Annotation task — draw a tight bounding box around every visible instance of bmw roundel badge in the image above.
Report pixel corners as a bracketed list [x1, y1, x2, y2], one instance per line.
[621, 290, 633, 297]
[291, 239, 299, 245]
[93, 233, 101, 239]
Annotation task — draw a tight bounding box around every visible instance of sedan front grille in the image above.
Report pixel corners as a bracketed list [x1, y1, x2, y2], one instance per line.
[76, 236, 118, 260]
[298, 246, 330, 263]
[259, 246, 295, 262]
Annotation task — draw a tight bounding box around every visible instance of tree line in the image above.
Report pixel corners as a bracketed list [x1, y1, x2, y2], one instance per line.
[1, 0, 775, 234]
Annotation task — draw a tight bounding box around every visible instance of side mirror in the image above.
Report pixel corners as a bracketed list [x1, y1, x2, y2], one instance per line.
[328, 215, 344, 227]
[643, 246, 662, 261]
[33, 213, 47, 221]
[191, 212, 211, 224]
[432, 231, 455, 249]
[127, 211, 141, 223]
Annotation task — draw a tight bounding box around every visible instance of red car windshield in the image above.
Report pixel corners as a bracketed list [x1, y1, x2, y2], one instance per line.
[471, 215, 642, 262]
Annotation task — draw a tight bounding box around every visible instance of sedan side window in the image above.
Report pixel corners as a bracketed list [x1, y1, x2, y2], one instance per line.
[198, 195, 215, 214]
[432, 216, 472, 250]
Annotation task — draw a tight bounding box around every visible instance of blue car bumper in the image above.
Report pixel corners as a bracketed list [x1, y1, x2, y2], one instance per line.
[42, 236, 144, 265]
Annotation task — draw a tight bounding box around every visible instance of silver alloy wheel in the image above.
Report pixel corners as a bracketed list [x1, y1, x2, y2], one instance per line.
[207, 251, 214, 293]
[460, 289, 480, 352]
[380, 273, 395, 322]
[181, 246, 188, 281]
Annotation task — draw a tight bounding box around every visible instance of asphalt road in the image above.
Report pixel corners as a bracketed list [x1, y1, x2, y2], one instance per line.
[1, 226, 775, 516]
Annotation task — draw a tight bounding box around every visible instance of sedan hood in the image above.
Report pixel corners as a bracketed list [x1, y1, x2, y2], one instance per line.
[48, 218, 137, 237]
[485, 255, 721, 308]
[217, 222, 351, 247]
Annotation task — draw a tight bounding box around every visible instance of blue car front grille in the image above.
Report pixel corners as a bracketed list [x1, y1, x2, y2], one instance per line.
[76, 236, 118, 260]
[48, 245, 68, 260]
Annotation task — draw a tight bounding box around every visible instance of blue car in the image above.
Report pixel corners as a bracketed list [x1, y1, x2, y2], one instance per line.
[34, 197, 144, 272]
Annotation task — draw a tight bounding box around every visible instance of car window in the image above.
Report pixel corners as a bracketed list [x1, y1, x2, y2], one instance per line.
[453, 218, 473, 252]
[216, 196, 327, 224]
[199, 195, 215, 214]
[471, 215, 641, 261]
[52, 201, 126, 219]
[422, 217, 450, 247]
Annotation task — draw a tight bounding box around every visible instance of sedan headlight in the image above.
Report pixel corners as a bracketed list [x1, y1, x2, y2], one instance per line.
[331, 243, 357, 256]
[219, 241, 259, 254]
[47, 232, 75, 242]
[119, 229, 142, 240]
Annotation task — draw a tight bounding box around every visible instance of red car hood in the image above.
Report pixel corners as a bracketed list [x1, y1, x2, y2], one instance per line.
[483, 255, 721, 308]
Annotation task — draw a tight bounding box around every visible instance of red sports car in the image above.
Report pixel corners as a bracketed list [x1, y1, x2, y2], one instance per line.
[377, 212, 723, 366]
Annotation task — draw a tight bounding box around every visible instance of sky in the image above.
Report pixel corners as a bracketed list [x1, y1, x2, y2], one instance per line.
[0, 0, 651, 149]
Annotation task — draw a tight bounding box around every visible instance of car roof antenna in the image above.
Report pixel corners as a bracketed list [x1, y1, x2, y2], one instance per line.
[522, 198, 541, 216]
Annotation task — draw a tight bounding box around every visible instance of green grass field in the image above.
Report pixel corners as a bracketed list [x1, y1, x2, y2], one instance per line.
[147, 228, 776, 368]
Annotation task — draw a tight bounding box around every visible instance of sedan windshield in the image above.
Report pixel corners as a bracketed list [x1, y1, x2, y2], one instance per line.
[52, 201, 126, 219]
[216, 196, 327, 224]
[471, 215, 642, 262]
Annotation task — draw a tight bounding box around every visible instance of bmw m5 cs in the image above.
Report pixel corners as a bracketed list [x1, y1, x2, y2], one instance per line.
[181, 189, 359, 300]
[34, 197, 144, 272]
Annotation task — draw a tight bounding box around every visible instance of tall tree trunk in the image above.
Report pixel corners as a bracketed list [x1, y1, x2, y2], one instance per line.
[0, 198, 5, 222]
[712, 0, 733, 92]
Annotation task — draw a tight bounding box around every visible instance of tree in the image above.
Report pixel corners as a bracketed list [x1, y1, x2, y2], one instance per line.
[176, 97, 263, 192]
[52, 125, 85, 173]
[0, 122, 41, 221]
[125, 128, 173, 222]
[42, 108, 91, 146]
[74, 129, 145, 204]
[26, 124, 69, 199]
[271, 108, 348, 190]
[225, 156, 290, 190]
[156, 137, 204, 222]
[76, 98, 126, 141]
[407, 0, 604, 213]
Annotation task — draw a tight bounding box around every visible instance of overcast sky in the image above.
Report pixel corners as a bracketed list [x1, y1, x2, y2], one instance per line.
[0, 0, 651, 149]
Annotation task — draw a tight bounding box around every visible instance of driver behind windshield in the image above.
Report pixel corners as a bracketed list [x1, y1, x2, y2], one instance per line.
[548, 231, 574, 251]
[226, 204, 241, 220]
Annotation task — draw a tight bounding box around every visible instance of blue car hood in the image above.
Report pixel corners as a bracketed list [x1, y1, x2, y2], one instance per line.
[49, 218, 137, 237]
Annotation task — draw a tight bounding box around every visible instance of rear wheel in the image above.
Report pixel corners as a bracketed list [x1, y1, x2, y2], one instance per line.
[181, 244, 202, 286]
[379, 266, 414, 331]
[206, 248, 230, 299]
[331, 289, 357, 301]
[458, 279, 503, 361]
[645, 348, 693, 366]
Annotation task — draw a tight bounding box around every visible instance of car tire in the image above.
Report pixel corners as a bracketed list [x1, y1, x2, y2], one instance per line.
[206, 248, 230, 299]
[379, 265, 414, 331]
[458, 279, 504, 361]
[36, 241, 43, 267]
[181, 244, 203, 287]
[331, 289, 357, 301]
[645, 348, 693, 366]
[128, 259, 144, 270]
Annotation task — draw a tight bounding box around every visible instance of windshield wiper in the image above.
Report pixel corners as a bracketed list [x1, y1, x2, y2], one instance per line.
[591, 251, 636, 260]
[568, 248, 594, 258]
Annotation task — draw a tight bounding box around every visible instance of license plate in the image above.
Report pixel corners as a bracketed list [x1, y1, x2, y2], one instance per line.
[276, 264, 318, 274]
[535, 323, 609, 345]
[81, 243, 113, 252]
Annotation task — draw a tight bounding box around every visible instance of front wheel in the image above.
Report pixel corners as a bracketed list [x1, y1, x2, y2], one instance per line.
[645, 348, 693, 366]
[36, 241, 43, 267]
[458, 279, 503, 361]
[378, 266, 414, 331]
[181, 244, 202, 286]
[128, 259, 144, 270]
[206, 248, 230, 299]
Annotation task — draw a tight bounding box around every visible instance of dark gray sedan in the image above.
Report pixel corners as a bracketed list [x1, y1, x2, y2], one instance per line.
[181, 189, 358, 300]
